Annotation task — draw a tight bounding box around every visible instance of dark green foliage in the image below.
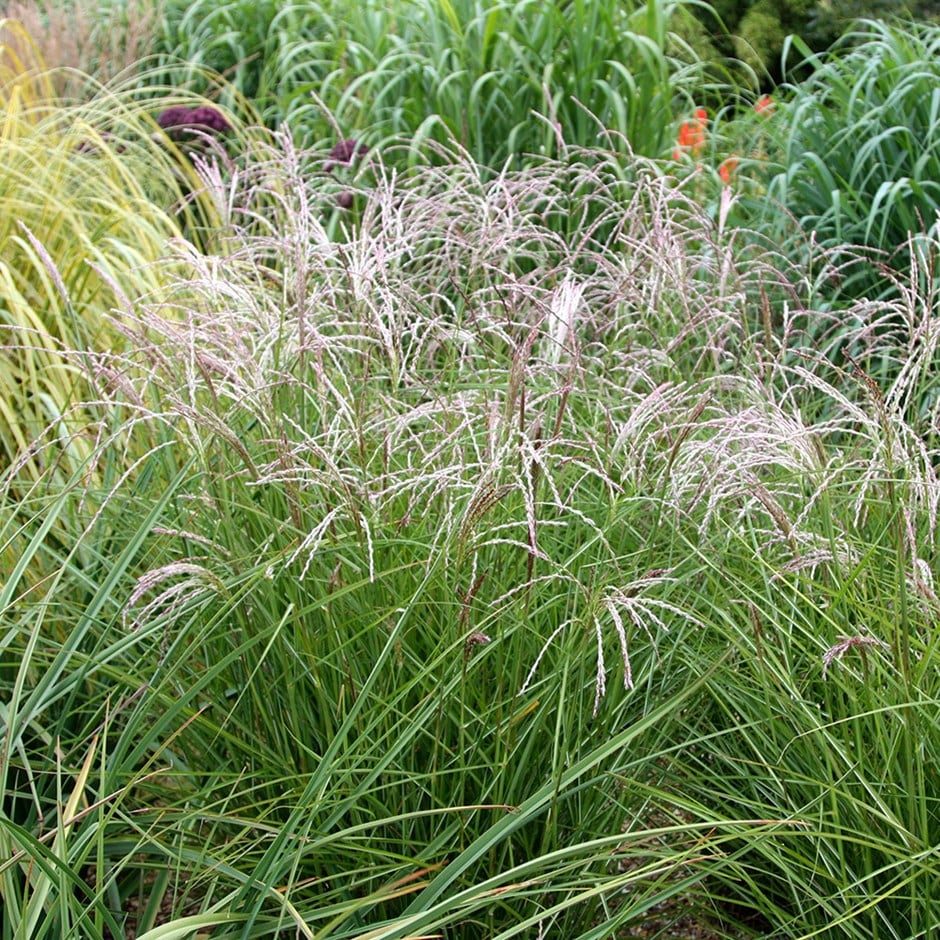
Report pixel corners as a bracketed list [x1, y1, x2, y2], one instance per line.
[761, 20, 940, 303]
[153, 0, 297, 108]
[806, 0, 940, 47]
[734, 3, 788, 73]
[692, 0, 940, 82]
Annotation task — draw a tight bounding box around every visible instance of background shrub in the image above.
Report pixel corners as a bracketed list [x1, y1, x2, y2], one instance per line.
[689, 0, 940, 83]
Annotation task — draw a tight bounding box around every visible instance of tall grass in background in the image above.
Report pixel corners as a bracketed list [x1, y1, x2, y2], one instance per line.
[2, 114, 938, 936]
[0, 0, 158, 97]
[760, 19, 940, 304]
[152, 0, 740, 165]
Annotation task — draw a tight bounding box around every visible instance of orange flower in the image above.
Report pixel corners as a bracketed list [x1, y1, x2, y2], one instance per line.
[754, 95, 774, 116]
[718, 156, 738, 184]
[674, 107, 707, 159]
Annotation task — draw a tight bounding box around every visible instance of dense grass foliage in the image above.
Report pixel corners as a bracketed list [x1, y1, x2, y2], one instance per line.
[0, 24, 214, 485]
[2, 5, 940, 938]
[1, 139, 766, 937]
[1, 0, 157, 97]
[4, 128, 939, 937]
[151, 0, 737, 165]
[762, 19, 940, 302]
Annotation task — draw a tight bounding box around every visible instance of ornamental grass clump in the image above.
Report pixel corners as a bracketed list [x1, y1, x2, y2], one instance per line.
[3, 119, 938, 937]
[2, 131, 789, 937]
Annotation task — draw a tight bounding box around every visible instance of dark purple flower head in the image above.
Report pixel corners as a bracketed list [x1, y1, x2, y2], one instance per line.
[157, 105, 231, 141]
[325, 138, 368, 173]
[336, 191, 354, 209]
[156, 105, 195, 130]
[187, 106, 232, 133]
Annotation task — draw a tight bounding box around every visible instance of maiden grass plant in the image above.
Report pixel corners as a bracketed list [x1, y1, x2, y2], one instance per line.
[1, 135, 759, 937]
[2, 120, 938, 937]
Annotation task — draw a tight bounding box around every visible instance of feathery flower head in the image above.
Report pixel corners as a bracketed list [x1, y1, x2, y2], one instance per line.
[822, 633, 888, 678]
